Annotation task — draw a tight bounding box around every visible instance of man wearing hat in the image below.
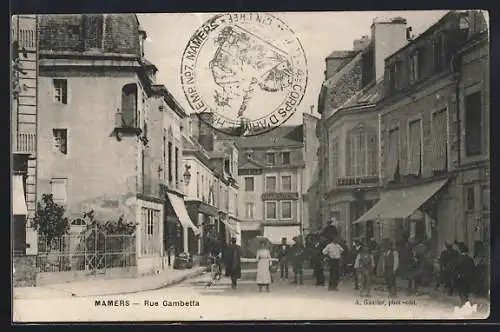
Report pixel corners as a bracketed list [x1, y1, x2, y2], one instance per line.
[289, 236, 306, 285]
[382, 238, 399, 297]
[454, 242, 476, 307]
[224, 237, 242, 289]
[437, 241, 457, 295]
[277, 237, 290, 280]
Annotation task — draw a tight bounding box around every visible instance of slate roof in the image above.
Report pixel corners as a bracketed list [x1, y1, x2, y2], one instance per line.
[218, 125, 304, 149]
[238, 153, 266, 168]
[341, 79, 385, 109]
[326, 50, 357, 59]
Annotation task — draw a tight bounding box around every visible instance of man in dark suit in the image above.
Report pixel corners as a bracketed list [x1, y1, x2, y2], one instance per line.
[311, 235, 325, 286]
[224, 237, 242, 289]
[289, 236, 306, 284]
[454, 242, 476, 306]
[277, 237, 290, 280]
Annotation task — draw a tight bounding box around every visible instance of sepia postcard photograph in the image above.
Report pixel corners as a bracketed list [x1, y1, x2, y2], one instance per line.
[11, 10, 491, 322]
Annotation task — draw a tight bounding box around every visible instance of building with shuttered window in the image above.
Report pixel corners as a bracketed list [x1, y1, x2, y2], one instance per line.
[12, 15, 39, 258]
[36, 14, 171, 274]
[317, 17, 410, 247]
[356, 11, 489, 258]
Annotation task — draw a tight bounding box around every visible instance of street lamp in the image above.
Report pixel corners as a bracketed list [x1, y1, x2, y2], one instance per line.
[183, 165, 191, 185]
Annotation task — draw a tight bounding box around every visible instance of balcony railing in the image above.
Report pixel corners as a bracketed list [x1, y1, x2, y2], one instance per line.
[15, 132, 36, 154]
[336, 176, 379, 186]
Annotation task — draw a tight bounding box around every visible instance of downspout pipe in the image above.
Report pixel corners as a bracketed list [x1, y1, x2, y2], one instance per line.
[452, 52, 462, 168]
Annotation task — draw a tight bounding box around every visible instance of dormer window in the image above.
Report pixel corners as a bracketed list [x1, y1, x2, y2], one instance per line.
[82, 14, 104, 50]
[282, 151, 291, 165]
[459, 15, 470, 31]
[266, 152, 276, 165]
[433, 37, 444, 73]
[389, 60, 403, 93]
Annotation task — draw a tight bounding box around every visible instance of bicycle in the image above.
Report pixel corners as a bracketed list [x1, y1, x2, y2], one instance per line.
[205, 254, 222, 288]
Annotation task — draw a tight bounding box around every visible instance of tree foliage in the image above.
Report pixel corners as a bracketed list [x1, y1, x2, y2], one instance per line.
[81, 210, 136, 235]
[31, 194, 70, 245]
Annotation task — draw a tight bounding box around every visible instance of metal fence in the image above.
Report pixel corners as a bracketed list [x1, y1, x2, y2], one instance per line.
[36, 228, 136, 274]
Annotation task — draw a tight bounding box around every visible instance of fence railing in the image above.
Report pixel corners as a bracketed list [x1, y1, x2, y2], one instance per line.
[36, 231, 136, 273]
[16, 132, 36, 154]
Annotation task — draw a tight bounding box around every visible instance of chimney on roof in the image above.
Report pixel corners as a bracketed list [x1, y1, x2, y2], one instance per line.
[371, 16, 409, 80]
[324, 50, 356, 80]
[353, 35, 371, 52]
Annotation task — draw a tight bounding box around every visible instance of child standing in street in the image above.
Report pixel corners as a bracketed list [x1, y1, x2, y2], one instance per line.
[354, 245, 375, 297]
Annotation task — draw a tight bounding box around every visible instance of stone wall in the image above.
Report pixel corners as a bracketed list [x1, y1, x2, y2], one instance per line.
[13, 256, 37, 287]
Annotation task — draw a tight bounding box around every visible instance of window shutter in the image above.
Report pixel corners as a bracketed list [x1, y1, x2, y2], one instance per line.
[345, 135, 351, 176]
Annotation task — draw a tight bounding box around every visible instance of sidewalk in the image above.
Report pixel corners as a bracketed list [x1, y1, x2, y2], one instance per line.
[242, 268, 490, 312]
[13, 266, 207, 300]
[369, 276, 490, 312]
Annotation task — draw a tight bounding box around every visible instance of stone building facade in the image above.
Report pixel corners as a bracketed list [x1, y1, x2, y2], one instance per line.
[12, 15, 39, 257]
[358, 11, 489, 258]
[218, 116, 319, 252]
[183, 115, 240, 257]
[36, 14, 170, 274]
[12, 15, 39, 286]
[317, 17, 410, 246]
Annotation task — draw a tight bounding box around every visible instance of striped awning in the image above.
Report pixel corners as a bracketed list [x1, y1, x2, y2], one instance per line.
[12, 175, 28, 215]
[167, 193, 201, 235]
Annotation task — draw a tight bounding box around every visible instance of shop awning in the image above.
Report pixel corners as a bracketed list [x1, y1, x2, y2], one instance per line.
[220, 218, 240, 235]
[263, 225, 300, 245]
[166, 193, 201, 235]
[354, 179, 449, 224]
[12, 175, 28, 215]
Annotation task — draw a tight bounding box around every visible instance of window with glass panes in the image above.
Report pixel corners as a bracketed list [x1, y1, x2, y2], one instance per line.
[141, 207, 161, 256]
[266, 152, 276, 165]
[281, 201, 292, 219]
[346, 129, 377, 177]
[265, 176, 277, 192]
[282, 151, 290, 165]
[281, 175, 292, 192]
[432, 108, 448, 171]
[465, 91, 482, 156]
[244, 177, 254, 191]
[245, 202, 255, 219]
[265, 201, 277, 219]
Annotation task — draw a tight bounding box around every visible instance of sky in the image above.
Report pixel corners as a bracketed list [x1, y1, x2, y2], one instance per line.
[138, 11, 449, 125]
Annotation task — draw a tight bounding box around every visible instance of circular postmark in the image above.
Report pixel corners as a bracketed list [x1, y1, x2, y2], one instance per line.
[180, 12, 308, 137]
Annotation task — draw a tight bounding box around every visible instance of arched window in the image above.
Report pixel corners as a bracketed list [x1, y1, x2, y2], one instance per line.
[121, 83, 138, 128]
[346, 125, 377, 177]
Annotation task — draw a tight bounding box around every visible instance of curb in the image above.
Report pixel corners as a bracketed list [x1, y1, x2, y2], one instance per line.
[72, 267, 209, 297]
[14, 267, 209, 299]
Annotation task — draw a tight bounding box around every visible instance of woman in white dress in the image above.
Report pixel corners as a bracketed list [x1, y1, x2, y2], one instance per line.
[256, 241, 273, 292]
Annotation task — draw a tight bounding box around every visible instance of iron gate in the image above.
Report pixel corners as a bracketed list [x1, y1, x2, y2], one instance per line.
[36, 226, 136, 274]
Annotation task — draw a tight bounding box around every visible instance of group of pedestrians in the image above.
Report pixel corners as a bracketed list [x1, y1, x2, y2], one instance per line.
[436, 241, 481, 307]
[215, 234, 486, 309]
